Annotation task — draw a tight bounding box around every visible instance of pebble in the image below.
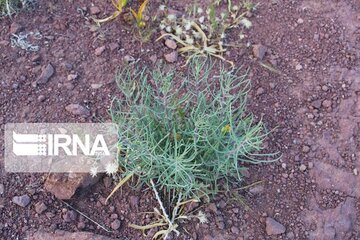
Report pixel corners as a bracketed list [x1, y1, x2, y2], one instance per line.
[256, 87, 265, 96]
[322, 85, 329, 91]
[12, 195, 31, 207]
[149, 55, 157, 64]
[35, 201, 47, 214]
[302, 145, 310, 153]
[109, 42, 119, 52]
[103, 177, 112, 188]
[111, 219, 121, 230]
[124, 55, 135, 63]
[231, 226, 240, 234]
[65, 104, 90, 117]
[311, 100, 322, 109]
[252, 44, 267, 60]
[63, 210, 77, 222]
[90, 6, 101, 15]
[164, 51, 178, 63]
[295, 64, 303, 71]
[265, 217, 286, 235]
[129, 196, 139, 210]
[322, 100, 332, 108]
[67, 74, 78, 81]
[297, 18, 304, 24]
[37, 95, 46, 102]
[36, 63, 55, 84]
[299, 164, 307, 172]
[354, 168, 358, 176]
[249, 185, 264, 194]
[0, 184, 4, 195]
[165, 39, 177, 49]
[308, 162, 314, 169]
[77, 222, 86, 230]
[281, 163, 287, 169]
[95, 46, 106, 56]
[91, 83, 103, 89]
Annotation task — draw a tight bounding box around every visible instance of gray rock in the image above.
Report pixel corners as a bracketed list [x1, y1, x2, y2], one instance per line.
[12, 194, 31, 207]
[37, 64, 55, 84]
[265, 217, 286, 235]
[0, 184, 4, 195]
[249, 184, 264, 194]
[252, 44, 267, 60]
[256, 87, 265, 96]
[65, 104, 90, 117]
[37, 95, 46, 102]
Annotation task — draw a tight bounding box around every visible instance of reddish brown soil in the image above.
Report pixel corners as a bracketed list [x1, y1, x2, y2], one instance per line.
[0, 0, 359, 239]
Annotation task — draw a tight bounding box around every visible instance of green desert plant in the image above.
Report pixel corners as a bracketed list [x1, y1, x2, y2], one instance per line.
[109, 58, 274, 238]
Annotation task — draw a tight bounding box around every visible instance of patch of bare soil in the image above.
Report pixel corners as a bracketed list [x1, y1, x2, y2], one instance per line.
[0, 0, 359, 239]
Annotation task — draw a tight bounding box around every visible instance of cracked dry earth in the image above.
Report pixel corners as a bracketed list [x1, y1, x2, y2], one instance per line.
[0, 0, 359, 239]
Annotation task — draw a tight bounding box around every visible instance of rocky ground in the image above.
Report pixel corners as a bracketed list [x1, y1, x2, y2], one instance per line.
[0, 0, 359, 239]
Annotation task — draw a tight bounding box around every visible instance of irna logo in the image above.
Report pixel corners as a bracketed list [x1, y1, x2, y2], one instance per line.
[12, 132, 110, 156]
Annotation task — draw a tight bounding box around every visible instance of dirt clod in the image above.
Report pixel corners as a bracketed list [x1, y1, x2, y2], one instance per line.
[95, 46, 106, 56]
[111, 219, 121, 230]
[90, 6, 101, 15]
[35, 202, 47, 214]
[10, 22, 23, 34]
[165, 39, 177, 49]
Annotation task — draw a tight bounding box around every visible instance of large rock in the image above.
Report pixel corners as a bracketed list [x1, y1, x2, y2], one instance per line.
[44, 173, 100, 200]
[28, 230, 115, 240]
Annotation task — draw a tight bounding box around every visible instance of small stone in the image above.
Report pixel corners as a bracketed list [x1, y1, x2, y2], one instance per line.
[165, 39, 177, 49]
[249, 185, 264, 194]
[231, 226, 240, 234]
[110, 213, 118, 219]
[252, 44, 267, 60]
[111, 219, 121, 230]
[91, 83, 102, 89]
[10, 22, 23, 34]
[299, 164, 307, 172]
[37, 95, 46, 102]
[109, 42, 119, 52]
[12, 83, 19, 89]
[129, 196, 139, 210]
[207, 203, 218, 213]
[31, 55, 41, 62]
[64, 63, 73, 71]
[65, 104, 90, 117]
[35, 202, 47, 214]
[218, 200, 226, 209]
[308, 162, 314, 169]
[281, 163, 287, 169]
[311, 100, 322, 109]
[164, 51, 178, 63]
[95, 46, 106, 56]
[12, 195, 31, 207]
[322, 100, 332, 108]
[77, 222, 85, 230]
[124, 55, 135, 63]
[265, 217, 286, 235]
[149, 55, 157, 64]
[322, 85, 329, 91]
[269, 83, 275, 89]
[63, 210, 77, 222]
[36, 64, 55, 84]
[295, 64, 303, 70]
[302, 145, 310, 153]
[67, 74, 78, 81]
[354, 168, 358, 176]
[0, 184, 4, 195]
[297, 18, 304, 24]
[256, 87, 265, 96]
[103, 177, 112, 188]
[90, 6, 101, 15]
